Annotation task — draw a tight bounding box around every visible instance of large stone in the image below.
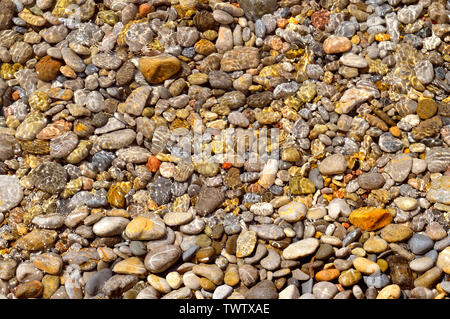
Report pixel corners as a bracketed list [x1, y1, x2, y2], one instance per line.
[348, 207, 392, 231]
[245, 280, 278, 299]
[387, 255, 414, 289]
[283, 238, 320, 260]
[138, 55, 181, 84]
[112, 257, 147, 275]
[318, 154, 347, 175]
[93, 217, 130, 237]
[237, 0, 277, 21]
[15, 112, 47, 141]
[33, 253, 63, 275]
[96, 129, 136, 150]
[0, 175, 23, 213]
[426, 175, 450, 205]
[35, 56, 62, 82]
[192, 264, 224, 285]
[384, 154, 412, 183]
[278, 202, 307, 222]
[381, 224, 413, 242]
[323, 36, 352, 54]
[15, 229, 58, 251]
[123, 86, 151, 116]
[357, 172, 385, 190]
[221, 46, 260, 72]
[30, 162, 67, 194]
[144, 245, 181, 273]
[0, 0, 14, 30]
[236, 230, 257, 258]
[340, 53, 368, 68]
[437, 247, 450, 274]
[425, 148, 450, 173]
[335, 87, 378, 114]
[103, 275, 139, 298]
[125, 215, 166, 241]
[195, 187, 225, 216]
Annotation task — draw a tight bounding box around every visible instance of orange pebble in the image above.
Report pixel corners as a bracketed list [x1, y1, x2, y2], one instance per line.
[138, 3, 154, 17]
[315, 269, 340, 282]
[374, 33, 390, 41]
[334, 190, 344, 199]
[222, 162, 232, 169]
[12, 91, 19, 101]
[342, 222, 350, 228]
[277, 18, 289, 29]
[389, 126, 401, 137]
[146, 156, 161, 173]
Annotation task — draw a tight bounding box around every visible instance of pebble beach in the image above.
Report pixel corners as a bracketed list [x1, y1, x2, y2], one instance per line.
[0, 0, 449, 300]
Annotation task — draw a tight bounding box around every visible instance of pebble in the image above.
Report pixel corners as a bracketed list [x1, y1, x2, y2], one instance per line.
[318, 154, 347, 175]
[349, 207, 392, 231]
[139, 55, 181, 84]
[92, 217, 129, 237]
[213, 284, 233, 299]
[409, 257, 434, 273]
[236, 230, 257, 258]
[0, 0, 447, 301]
[144, 245, 181, 274]
[0, 175, 23, 212]
[283, 238, 320, 260]
[381, 224, 413, 243]
[437, 247, 450, 274]
[278, 202, 306, 222]
[364, 236, 388, 254]
[323, 36, 352, 54]
[312, 282, 338, 299]
[357, 172, 385, 190]
[340, 53, 368, 68]
[245, 280, 278, 299]
[192, 264, 224, 285]
[408, 234, 435, 255]
[414, 267, 443, 288]
[353, 257, 381, 275]
[376, 284, 401, 299]
[415, 60, 434, 85]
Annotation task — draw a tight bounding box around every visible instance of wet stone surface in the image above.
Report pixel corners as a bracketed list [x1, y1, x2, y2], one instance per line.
[0, 0, 448, 301]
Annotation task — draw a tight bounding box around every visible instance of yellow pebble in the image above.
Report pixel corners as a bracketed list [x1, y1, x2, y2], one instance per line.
[436, 283, 447, 295]
[435, 293, 446, 299]
[377, 259, 389, 272]
[288, 17, 298, 25]
[374, 33, 390, 41]
[351, 35, 360, 45]
[352, 247, 366, 257]
[314, 232, 323, 239]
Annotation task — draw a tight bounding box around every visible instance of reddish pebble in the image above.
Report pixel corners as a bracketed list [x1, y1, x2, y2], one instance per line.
[146, 156, 161, 173]
[311, 9, 330, 30]
[81, 177, 94, 190]
[12, 91, 19, 101]
[222, 162, 232, 169]
[138, 3, 154, 17]
[323, 36, 352, 54]
[269, 37, 283, 51]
